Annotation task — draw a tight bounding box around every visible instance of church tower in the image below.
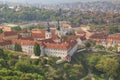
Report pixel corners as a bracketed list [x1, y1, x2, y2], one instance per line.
[57, 20, 60, 31]
[45, 22, 52, 39]
[56, 20, 62, 37]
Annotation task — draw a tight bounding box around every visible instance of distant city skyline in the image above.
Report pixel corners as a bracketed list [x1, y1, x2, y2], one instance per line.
[0, 0, 107, 4]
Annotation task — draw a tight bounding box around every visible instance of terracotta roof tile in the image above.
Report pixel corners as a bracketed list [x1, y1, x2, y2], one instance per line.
[3, 31, 17, 37]
[90, 33, 107, 39]
[32, 33, 45, 39]
[0, 34, 4, 41]
[44, 40, 77, 50]
[77, 30, 86, 35]
[52, 34, 60, 40]
[0, 40, 12, 46]
[19, 30, 28, 33]
[107, 33, 120, 44]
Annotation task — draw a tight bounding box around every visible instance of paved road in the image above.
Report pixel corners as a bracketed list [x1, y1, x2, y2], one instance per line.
[77, 48, 86, 53]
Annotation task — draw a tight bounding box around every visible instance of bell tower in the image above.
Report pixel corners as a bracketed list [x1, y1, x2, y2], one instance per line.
[57, 20, 60, 31]
[45, 22, 52, 39]
[56, 20, 62, 37]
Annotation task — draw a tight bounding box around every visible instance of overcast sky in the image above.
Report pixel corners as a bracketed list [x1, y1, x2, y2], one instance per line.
[0, 0, 106, 4]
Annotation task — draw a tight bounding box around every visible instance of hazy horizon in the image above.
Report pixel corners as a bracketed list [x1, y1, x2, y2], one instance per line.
[0, 0, 107, 4]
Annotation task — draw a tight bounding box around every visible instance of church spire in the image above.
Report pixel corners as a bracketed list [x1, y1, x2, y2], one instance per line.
[57, 20, 60, 31]
[47, 21, 50, 32]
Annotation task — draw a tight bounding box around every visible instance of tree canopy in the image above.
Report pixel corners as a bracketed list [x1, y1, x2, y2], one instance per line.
[96, 57, 119, 78]
[34, 42, 41, 56]
[14, 43, 22, 52]
[0, 29, 3, 34]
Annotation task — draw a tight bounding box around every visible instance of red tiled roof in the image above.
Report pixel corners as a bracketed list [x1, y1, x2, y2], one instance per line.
[77, 30, 86, 35]
[68, 35, 77, 40]
[52, 34, 60, 40]
[18, 34, 22, 39]
[18, 37, 34, 40]
[0, 40, 12, 46]
[31, 33, 45, 39]
[44, 40, 77, 50]
[77, 35, 86, 41]
[32, 29, 45, 34]
[19, 30, 28, 33]
[107, 33, 120, 44]
[42, 38, 54, 43]
[107, 33, 120, 40]
[3, 31, 17, 37]
[12, 39, 43, 46]
[31, 29, 45, 39]
[0, 34, 4, 41]
[90, 33, 107, 39]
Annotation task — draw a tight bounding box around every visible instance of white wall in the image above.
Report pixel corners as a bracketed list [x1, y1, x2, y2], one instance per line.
[68, 44, 78, 56]
[45, 48, 67, 57]
[45, 32, 52, 39]
[0, 45, 12, 49]
[21, 45, 34, 53]
[45, 44, 78, 58]
[21, 45, 44, 55]
[12, 43, 78, 58]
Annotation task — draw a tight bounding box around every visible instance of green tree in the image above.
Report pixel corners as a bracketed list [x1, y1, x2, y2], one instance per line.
[114, 44, 118, 52]
[96, 57, 119, 79]
[96, 45, 105, 50]
[0, 49, 4, 57]
[107, 46, 114, 51]
[87, 53, 102, 68]
[34, 43, 41, 56]
[0, 29, 3, 34]
[112, 55, 120, 80]
[13, 26, 21, 32]
[85, 42, 91, 48]
[14, 43, 22, 52]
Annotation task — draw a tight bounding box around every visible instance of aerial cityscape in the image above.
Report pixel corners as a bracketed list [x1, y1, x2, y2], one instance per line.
[0, 0, 120, 80]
